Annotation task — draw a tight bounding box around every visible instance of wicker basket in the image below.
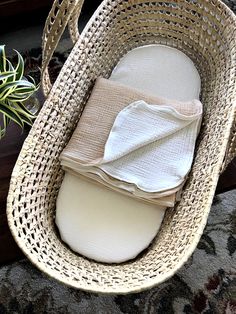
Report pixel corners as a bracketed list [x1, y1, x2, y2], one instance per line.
[7, 0, 236, 294]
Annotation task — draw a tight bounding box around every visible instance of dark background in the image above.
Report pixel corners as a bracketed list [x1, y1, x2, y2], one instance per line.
[0, 0, 103, 33]
[0, 0, 103, 264]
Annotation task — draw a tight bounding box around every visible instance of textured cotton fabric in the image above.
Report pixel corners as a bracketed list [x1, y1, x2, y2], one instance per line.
[86, 101, 202, 192]
[61, 78, 201, 164]
[63, 166, 181, 207]
[61, 78, 202, 203]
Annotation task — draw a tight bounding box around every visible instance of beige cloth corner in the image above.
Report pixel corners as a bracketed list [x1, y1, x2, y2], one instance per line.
[63, 166, 183, 207]
[60, 78, 201, 206]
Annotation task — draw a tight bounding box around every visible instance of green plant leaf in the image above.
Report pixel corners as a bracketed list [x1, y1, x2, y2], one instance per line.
[0, 80, 35, 101]
[17, 102, 37, 119]
[0, 82, 17, 100]
[0, 107, 10, 139]
[27, 75, 36, 86]
[0, 45, 6, 72]
[3, 113, 10, 128]
[0, 71, 15, 81]
[12, 85, 36, 94]
[14, 85, 36, 91]
[6, 58, 18, 83]
[12, 102, 35, 118]
[2, 113, 10, 137]
[16, 101, 34, 115]
[0, 102, 24, 128]
[18, 79, 36, 87]
[0, 119, 6, 139]
[5, 58, 15, 71]
[0, 47, 38, 138]
[0, 126, 6, 139]
[7, 94, 32, 102]
[7, 90, 36, 103]
[17, 112, 34, 126]
[8, 83, 37, 101]
[14, 50, 24, 81]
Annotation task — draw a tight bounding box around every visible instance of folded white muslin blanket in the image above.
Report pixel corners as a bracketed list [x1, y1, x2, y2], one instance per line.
[60, 78, 202, 205]
[66, 100, 202, 193]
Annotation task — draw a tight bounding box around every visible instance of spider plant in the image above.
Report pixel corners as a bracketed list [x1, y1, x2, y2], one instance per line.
[0, 45, 39, 139]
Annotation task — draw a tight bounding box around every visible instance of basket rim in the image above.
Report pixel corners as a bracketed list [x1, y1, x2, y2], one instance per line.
[6, 0, 236, 294]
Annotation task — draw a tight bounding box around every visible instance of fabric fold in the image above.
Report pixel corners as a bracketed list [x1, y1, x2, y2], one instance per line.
[63, 167, 179, 207]
[91, 102, 202, 165]
[71, 100, 202, 193]
[60, 77, 202, 206]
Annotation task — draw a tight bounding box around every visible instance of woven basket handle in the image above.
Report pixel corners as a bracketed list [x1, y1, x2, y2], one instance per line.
[41, 0, 84, 96]
[222, 119, 236, 171]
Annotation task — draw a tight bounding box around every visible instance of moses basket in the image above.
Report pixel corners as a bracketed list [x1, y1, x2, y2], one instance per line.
[7, 0, 236, 294]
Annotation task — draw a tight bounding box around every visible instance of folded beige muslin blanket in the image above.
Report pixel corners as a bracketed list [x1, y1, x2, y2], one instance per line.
[60, 78, 202, 206]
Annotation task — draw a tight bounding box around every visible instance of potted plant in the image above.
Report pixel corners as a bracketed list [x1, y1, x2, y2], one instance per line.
[0, 45, 39, 139]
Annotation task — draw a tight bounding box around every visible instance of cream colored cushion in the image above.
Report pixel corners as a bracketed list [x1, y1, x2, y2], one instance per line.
[56, 173, 165, 263]
[110, 44, 201, 101]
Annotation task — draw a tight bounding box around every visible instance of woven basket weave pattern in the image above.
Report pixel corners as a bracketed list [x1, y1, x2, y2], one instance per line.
[7, 0, 236, 294]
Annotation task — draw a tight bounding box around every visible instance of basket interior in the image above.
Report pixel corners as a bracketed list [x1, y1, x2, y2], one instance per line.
[7, 0, 236, 293]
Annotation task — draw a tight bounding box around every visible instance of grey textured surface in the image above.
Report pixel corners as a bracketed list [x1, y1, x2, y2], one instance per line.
[0, 190, 235, 313]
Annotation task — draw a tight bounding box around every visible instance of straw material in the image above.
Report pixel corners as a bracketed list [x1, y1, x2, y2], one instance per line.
[7, 0, 236, 294]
